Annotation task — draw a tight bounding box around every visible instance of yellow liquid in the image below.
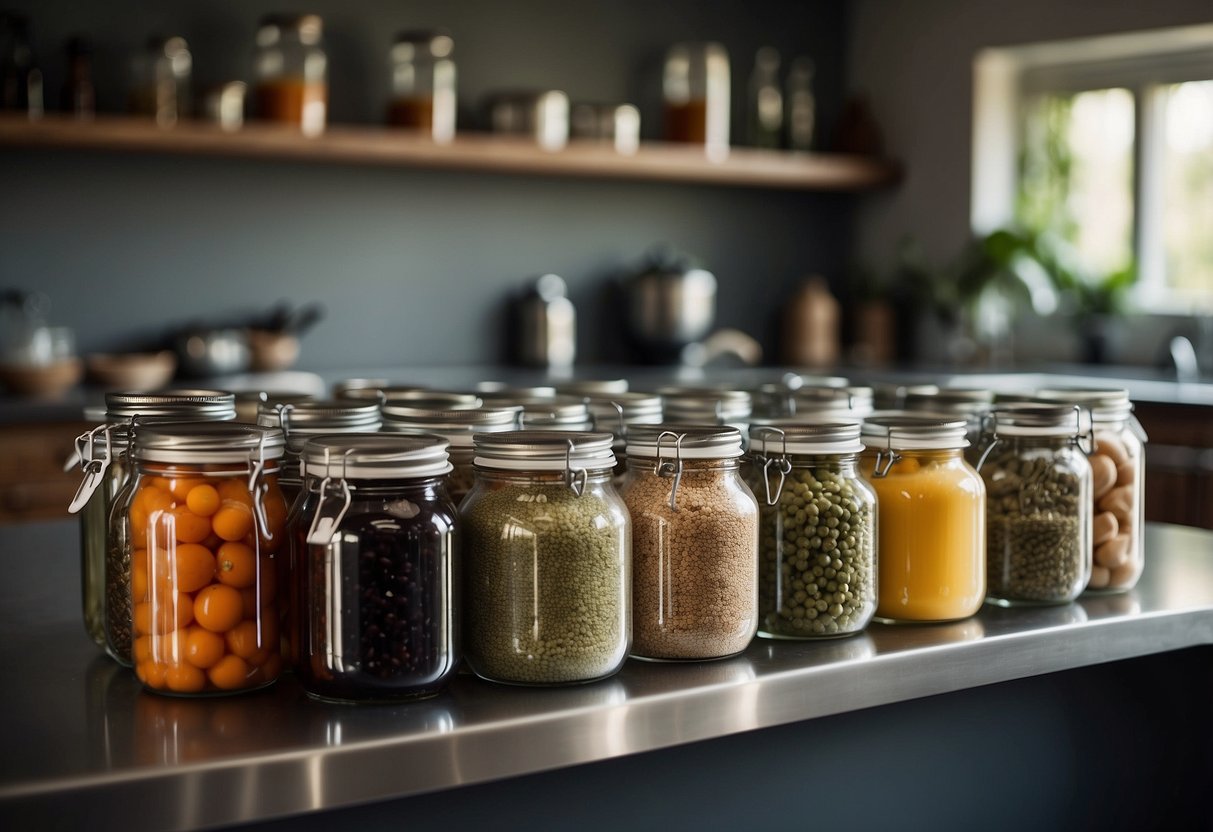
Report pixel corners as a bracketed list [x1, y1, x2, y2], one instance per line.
[864, 452, 986, 622]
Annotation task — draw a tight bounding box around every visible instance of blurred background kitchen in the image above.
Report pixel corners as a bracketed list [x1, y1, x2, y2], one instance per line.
[1, 0, 1211, 522]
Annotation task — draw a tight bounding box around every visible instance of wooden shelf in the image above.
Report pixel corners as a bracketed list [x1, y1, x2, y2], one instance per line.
[0, 114, 902, 192]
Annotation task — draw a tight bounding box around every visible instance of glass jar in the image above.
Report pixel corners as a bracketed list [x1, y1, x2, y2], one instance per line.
[114, 423, 288, 695]
[584, 391, 663, 480]
[292, 434, 459, 702]
[479, 394, 593, 432]
[380, 402, 520, 505]
[861, 415, 986, 623]
[387, 30, 455, 143]
[461, 431, 630, 685]
[256, 398, 381, 508]
[977, 404, 1092, 605]
[620, 425, 757, 660]
[663, 41, 730, 159]
[658, 386, 753, 444]
[1036, 387, 1147, 593]
[70, 390, 236, 659]
[254, 13, 326, 136]
[129, 35, 191, 127]
[905, 387, 994, 466]
[748, 422, 877, 638]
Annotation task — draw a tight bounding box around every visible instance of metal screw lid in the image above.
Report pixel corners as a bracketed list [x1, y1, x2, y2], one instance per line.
[905, 387, 995, 414]
[381, 403, 521, 446]
[472, 430, 616, 471]
[105, 389, 237, 421]
[301, 433, 451, 479]
[1034, 387, 1134, 422]
[132, 422, 285, 464]
[483, 395, 593, 430]
[658, 386, 752, 422]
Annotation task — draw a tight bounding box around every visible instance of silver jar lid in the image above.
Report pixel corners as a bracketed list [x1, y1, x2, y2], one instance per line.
[585, 392, 663, 430]
[986, 403, 1090, 437]
[381, 403, 521, 446]
[556, 378, 629, 396]
[301, 433, 452, 479]
[625, 424, 744, 459]
[749, 421, 864, 455]
[257, 399, 382, 449]
[477, 382, 558, 398]
[1035, 386, 1134, 422]
[105, 388, 237, 422]
[658, 386, 752, 423]
[905, 387, 994, 414]
[132, 422, 285, 464]
[861, 414, 970, 451]
[484, 395, 593, 430]
[473, 430, 615, 472]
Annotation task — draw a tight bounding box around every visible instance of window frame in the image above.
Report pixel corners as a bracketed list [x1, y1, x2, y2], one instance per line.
[972, 23, 1213, 313]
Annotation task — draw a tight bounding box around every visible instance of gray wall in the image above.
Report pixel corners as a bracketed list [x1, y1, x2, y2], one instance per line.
[1, 0, 853, 370]
[846, 0, 1213, 366]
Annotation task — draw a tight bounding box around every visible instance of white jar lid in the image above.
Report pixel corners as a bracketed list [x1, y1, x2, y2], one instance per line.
[625, 424, 744, 459]
[473, 430, 615, 471]
[861, 414, 969, 451]
[749, 421, 864, 455]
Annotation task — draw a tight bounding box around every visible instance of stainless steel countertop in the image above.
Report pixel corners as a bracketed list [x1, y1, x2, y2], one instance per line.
[2, 521, 1213, 830]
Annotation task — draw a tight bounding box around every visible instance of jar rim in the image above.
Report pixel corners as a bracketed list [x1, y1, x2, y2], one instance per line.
[105, 388, 236, 421]
[473, 430, 615, 470]
[861, 414, 969, 450]
[133, 422, 286, 463]
[301, 433, 452, 479]
[625, 424, 743, 458]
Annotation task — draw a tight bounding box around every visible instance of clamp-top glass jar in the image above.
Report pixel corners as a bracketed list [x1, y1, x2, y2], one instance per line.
[977, 404, 1092, 605]
[461, 431, 630, 685]
[256, 398, 382, 507]
[115, 423, 288, 695]
[254, 13, 327, 135]
[748, 421, 877, 638]
[659, 386, 753, 442]
[584, 391, 663, 479]
[1035, 387, 1147, 592]
[861, 414, 986, 623]
[293, 434, 459, 702]
[70, 390, 236, 660]
[620, 425, 757, 660]
[380, 402, 520, 505]
[479, 394, 593, 432]
[387, 30, 456, 143]
[905, 387, 995, 465]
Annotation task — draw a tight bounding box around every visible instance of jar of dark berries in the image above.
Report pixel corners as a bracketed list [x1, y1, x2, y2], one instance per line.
[293, 433, 459, 702]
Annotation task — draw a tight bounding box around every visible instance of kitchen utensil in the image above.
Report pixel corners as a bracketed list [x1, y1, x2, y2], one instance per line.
[174, 326, 250, 378]
[512, 273, 575, 370]
[623, 249, 717, 364]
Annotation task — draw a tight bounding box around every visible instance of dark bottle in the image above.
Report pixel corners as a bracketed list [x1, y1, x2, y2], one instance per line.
[0, 13, 43, 116]
[293, 434, 459, 702]
[61, 36, 95, 117]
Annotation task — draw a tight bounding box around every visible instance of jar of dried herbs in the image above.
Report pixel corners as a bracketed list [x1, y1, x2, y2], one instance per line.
[977, 404, 1092, 606]
[461, 431, 630, 685]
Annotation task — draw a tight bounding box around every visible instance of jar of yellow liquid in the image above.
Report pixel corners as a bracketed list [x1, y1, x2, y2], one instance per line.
[861, 415, 986, 623]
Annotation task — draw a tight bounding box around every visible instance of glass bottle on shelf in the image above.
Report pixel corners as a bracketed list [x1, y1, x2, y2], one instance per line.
[254, 13, 327, 136]
[387, 30, 456, 143]
[785, 56, 816, 152]
[130, 36, 192, 127]
[0, 13, 43, 117]
[746, 47, 782, 149]
[663, 42, 730, 160]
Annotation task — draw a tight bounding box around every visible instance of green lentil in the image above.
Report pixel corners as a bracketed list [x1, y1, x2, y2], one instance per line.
[751, 464, 876, 638]
[461, 476, 629, 685]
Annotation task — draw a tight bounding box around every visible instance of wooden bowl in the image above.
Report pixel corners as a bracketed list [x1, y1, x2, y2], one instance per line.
[0, 358, 84, 397]
[85, 351, 178, 390]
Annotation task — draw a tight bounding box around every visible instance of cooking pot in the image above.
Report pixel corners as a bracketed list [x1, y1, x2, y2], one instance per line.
[623, 251, 717, 363]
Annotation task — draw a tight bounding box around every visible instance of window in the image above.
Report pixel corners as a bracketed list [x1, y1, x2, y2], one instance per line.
[973, 24, 1213, 312]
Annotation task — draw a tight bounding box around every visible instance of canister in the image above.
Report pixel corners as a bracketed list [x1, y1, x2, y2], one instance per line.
[387, 30, 456, 143]
[977, 404, 1092, 605]
[70, 390, 236, 661]
[748, 421, 877, 638]
[862, 414, 986, 623]
[1035, 387, 1147, 592]
[461, 431, 630, 685]
[293, 434, 459, 701]
[621, 425, 757, 660]
[117, 423, 287, 694]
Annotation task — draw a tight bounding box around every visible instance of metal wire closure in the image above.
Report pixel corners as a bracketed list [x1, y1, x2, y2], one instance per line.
[975, 413, 1000, 472]
[654, 429, 686, 511]
[751, 426, 792, 506]
[248, 430, 274, 542]
[306, 446, 354, 546]
[276, 403, 296, 440]
[564, 438, 587, 497]
[870, 424, 903, 479]
[609, 400, 626, 441]
[68, 424, 113, 513]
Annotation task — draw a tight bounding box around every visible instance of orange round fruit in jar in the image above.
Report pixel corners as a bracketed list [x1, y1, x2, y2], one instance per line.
[194, 584, 244, 633]
[169, 505, 212, 544]
[212, 502, 254, 542]
[216, 541, 256, 588]
[208, 654, 252, 691]
[185, 483, 221, 517]
[217, 478, 254, 507]
[169, 477, 206, 501]
[137, 660, 169, 690]
[225, 619, 265, 659]
[135, 591, 194, 635]
[165, 662, 207, 693]
[183, 625, 226, 669]
[155, 542, 215, 593]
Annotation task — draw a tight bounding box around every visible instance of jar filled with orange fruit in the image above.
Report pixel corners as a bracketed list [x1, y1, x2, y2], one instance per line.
[253, 13, 327, 136]
[72, 390, 236, 662]
[112, 423, 289, 695]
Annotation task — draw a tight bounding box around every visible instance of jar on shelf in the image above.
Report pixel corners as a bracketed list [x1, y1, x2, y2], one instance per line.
[255, 398, 382, 508]
[253, 13, 327, 136]
[461, 431, 630, 685]
[292, 434, 459, 702]
[861, 414, 986, 623]
[380, 401, 520, 504]
[70, 390, 236, 661]
[114, 423, 288, 695]
[663, 41, 730, 159]
[1035, 387, 1147, 593]
[387, 30, 456, 143]
[748, 421, 877, 638]
[904, 387, 994, 465]
[129, 35, 192, 127]
[620, 425, 757, 660]
[977, 404, 1092, 605]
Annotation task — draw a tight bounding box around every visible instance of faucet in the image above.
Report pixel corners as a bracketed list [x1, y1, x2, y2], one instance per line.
[1169, 335, 1200, 383]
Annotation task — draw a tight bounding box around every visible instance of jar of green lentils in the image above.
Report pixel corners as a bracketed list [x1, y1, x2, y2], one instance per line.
[747, 421, 877, 639]
[620, 424, 757, 661]
[461, 431, 630, 685]
[977, 403, 1092, 606]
